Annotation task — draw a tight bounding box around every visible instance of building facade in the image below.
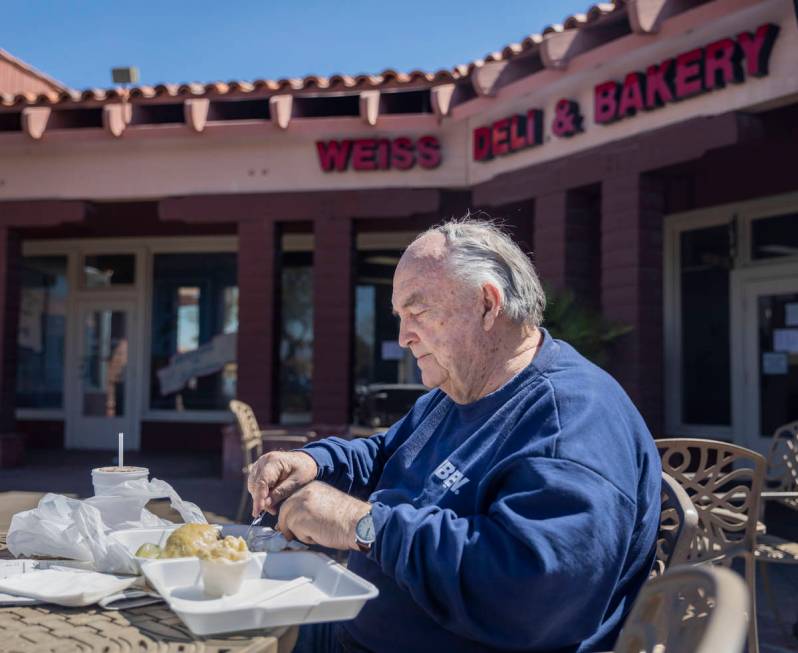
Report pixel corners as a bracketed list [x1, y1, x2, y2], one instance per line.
[0, 0, 796, 461]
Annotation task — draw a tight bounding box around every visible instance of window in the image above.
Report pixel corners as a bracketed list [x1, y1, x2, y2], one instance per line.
[278, 252, 313, 424]
[150, 253, 237, 411]
[16, 256, 68, 409]
[679, 225, 731, 425]
[751, 213, 798, 261]
[757, 291, 798, 435]
[83, 254, 135, 288]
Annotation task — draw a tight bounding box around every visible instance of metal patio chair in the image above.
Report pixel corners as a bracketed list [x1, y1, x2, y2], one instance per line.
[229, 400, 312, 522]
[657, 438, 765, 653]
[652, 472, 699, 577]
[753, 420, 798, 638]
[613, 565, 749, 653]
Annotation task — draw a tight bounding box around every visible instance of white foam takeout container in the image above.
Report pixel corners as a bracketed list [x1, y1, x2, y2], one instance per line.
[140, 551, 379, 636]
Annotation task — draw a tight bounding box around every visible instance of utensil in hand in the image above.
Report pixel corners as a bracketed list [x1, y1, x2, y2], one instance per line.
[245, 512, 285, 552]
[245, 511, 267, 543]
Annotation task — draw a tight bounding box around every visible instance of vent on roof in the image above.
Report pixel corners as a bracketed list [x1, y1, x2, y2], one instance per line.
[586, 18, 631, 43]
[0, 112, 21, 132]
[453, 82, 477, 105]
[294, 94, 359, 118]
[209, 99, 270, 122]
[380, 90, 432, 115]
[49, 108, 103, 129]
[130, 103, 184, 125]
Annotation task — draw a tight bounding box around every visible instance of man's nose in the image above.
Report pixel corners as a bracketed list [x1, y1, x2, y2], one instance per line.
[398, 320, 416, 349]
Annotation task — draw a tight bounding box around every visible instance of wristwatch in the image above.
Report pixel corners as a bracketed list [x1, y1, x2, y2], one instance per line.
[354, 510, 375, 552]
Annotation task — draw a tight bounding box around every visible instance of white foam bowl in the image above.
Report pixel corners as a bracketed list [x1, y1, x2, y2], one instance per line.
[199, 556, 251, 597]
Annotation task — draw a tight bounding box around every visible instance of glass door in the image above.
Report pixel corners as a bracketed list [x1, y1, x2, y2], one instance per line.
[739, 273, 798, 455]
[66, 300, 139, 450]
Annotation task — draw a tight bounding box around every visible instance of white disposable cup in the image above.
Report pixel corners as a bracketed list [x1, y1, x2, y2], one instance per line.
[200, 556, 251, 598]
[91, 466, 149, 496]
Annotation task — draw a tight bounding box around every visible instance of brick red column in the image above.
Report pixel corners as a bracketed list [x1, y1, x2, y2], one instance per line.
[0, 226, 23, 465]
[601, 174, 664, 434]
[236, 220, 277, 422]
[534, 189, 599, 304]
[312, 216, 354, 429]
[534, 191, 569, 289]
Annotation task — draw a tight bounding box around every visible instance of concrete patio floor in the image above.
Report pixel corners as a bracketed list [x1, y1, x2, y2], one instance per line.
[0, 448, 797, 652]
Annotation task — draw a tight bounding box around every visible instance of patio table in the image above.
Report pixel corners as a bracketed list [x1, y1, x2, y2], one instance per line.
[0, 532, 299, 653]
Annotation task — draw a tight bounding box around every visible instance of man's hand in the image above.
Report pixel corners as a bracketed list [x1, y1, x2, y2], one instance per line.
[247, 450, 318, 517]
[277, 481, 371, 551]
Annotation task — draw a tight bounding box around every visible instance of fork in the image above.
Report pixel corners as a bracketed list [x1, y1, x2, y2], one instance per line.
[245, 511, 267, 542]
[245, 511, 283, 550]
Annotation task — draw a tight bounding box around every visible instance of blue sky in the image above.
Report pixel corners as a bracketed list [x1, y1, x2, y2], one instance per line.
[2, 1, 589, 90]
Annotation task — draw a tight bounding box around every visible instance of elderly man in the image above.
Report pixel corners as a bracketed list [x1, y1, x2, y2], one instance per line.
[248, 219, 661, 653]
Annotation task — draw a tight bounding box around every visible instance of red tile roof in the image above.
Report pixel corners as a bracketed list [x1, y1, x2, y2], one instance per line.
[0, 1, 626, 109]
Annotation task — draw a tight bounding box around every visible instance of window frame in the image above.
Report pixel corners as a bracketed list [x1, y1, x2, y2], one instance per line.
[664, 190, 798, 439]
[17, 236, 237, 425]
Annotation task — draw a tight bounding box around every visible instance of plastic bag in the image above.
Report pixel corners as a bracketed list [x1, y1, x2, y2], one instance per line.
[7, 477, 207, 575]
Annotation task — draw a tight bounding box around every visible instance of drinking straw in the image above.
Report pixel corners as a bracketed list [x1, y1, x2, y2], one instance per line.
[118, 432, 124, 468]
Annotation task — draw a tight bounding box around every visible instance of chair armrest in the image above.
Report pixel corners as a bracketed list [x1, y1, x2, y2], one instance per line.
[709, 507, 766, 535]
[259, 432, 310, 444]
[761, 491, 798, 500]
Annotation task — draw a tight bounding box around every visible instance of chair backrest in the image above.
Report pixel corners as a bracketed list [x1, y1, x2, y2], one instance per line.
[653, 472, 699, 576]
[229, 399, 263, 467]
[765, 420, 798, 511]
[656, 438, 765, 564]
[614, 565, 749, 653]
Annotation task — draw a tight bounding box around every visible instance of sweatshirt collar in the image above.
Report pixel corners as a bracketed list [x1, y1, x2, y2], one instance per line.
[453, 327, 558, 422]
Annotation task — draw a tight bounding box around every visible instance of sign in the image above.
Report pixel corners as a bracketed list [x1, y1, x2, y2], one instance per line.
[763, 352, 789, 375]
[594, 23, 779, 124]
[317, 136, 441, 172]
[157, 332, 237, 396]
[471, 23, 779, 162]
[473, 109, 543, 161]
[773, 328, 798, 354]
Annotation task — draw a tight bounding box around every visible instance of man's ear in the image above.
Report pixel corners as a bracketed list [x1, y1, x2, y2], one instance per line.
[481, 283, 502, 330]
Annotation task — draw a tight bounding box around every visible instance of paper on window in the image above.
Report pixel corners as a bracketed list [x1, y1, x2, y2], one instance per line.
[381, 340, 404, 361]
[157, 332, 237, 395]
[762, 352, 789, 375]
[786, 303, 798, 327]
[773, 329, 798, 354]
[18, 288, 45, 352]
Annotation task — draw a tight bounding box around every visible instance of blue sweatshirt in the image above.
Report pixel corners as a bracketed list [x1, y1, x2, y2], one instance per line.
[303, 330, 661, 653]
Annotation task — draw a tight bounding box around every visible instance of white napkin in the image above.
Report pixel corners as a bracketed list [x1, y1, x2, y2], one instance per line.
[0, 559, 96, 606]
[0, 568, 137, 607]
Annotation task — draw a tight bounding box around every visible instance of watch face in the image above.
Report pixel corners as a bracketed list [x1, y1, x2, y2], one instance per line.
[356, 513, 375, 543]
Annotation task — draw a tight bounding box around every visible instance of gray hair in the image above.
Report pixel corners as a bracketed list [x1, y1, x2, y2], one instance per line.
[414, 216, 546, 327]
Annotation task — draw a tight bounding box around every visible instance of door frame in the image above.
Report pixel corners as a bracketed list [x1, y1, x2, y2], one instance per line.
[66, 297, 141, 450]
[17, 236, 239, 441]
[665, 189, 798, 448]
[731, 262, 798, 456]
